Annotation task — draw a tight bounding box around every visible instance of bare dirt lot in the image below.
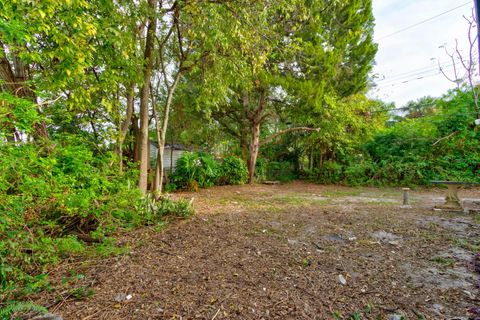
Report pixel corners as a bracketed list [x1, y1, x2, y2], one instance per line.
[41, 182, 480, 319]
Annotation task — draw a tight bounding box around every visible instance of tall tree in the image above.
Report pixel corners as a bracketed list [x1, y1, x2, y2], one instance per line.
[188, 0, 378, 183]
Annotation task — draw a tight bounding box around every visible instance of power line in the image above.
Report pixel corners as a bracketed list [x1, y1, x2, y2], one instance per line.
[376, 61, 452, 83]
[376, 67, 455, 88]
[377, 2, 471, 40]
[377, 64, 454, 85]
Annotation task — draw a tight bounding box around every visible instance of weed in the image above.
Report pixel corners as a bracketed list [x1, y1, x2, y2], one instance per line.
[0, 301, 47, 320]
[322, 189, 363, 197]
[431, 257, 455, 268]
[454, 239, 480, 252]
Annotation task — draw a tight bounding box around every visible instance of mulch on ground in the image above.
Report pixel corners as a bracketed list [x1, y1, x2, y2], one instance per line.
[37, 182, 480, 319]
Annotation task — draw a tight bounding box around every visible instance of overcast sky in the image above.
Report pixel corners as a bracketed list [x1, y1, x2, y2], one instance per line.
[370, 0, 475, 107]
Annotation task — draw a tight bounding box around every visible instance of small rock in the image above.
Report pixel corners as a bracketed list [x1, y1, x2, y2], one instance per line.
[126, 294, 133, 300]
[114, 293, 125, 302]
[324, 234, 344, 242]
[338, 274, 347, 285]
[432, 303, 443, 315]
[372, 231, 401, 243]
[114, 293, 128, 302]
[32, 314, 63, 320]
[388, 314, 403, 320]
[348, 236, 357, 241]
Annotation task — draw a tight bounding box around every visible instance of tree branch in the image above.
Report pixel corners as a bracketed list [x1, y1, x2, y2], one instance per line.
[261, 127, 320, 145]
[432, 131, 459, 146]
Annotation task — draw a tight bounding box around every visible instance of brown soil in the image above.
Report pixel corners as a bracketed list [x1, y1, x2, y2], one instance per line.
[38, 182, 480, 319]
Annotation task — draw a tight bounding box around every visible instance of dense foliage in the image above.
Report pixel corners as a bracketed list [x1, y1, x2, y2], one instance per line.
[0, 136, 193, 317]
[218, 156, 249, 186]
[299, 89, 479, 186]
[169, 153, 248, 191]
[3, 0, 478, 317]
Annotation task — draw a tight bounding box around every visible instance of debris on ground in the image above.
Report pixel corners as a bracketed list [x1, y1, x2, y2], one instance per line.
[33, 182, 480, 319]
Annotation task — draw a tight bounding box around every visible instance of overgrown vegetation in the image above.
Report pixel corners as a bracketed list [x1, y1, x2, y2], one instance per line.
[169, 152, 248, 191]
[1, 0, 479, 317]
[307, 90, 479, 186]
[0, 137, 193, 318]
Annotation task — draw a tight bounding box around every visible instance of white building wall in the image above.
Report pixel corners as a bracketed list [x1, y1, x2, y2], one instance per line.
[149, 143, 184, 171]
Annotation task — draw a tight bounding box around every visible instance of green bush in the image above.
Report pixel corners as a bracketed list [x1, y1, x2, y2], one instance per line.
[0, 135, 195, 316]
[343, 159, 377, 186]
[218, 156, 248, 185]
[266, 161, 297, 182]
[255, 158, 267, 182]
[137, 194, 194, 221]
[307, 161, 343, 184]
[171, 152, 220, 190]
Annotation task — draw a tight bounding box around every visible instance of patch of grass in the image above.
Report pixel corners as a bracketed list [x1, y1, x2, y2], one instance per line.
[365, 200, 397, 205]
[431, 257, 455, 267]
[472, 213, 480, 225]
[67, 286, 95, 300]
[89, 238, 130, 258]
[322, 189, 363, 197]
[0, 301, 47, 320]
[332, 302, 391, 320]
[272, 195, 308, 205]
[454, 238, 480, 252]
[417, 230, 441, 242]
[271, 194, 331, 207]
[154, 221, 169, 232]
[301, 258, 312, 268]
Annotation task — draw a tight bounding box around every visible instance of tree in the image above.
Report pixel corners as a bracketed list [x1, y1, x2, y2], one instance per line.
[439, 7, 480, 119]
[189, 0, 378, 183]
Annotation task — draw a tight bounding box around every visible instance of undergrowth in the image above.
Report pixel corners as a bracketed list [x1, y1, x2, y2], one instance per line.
[0, 136, 194, 319]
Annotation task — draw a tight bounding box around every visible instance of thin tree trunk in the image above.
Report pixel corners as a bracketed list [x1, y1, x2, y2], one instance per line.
[153, 70, 182, 194]
[247, 89, 266, 184]
[132, 115, 141, 162]
[248, 120, 261, 184]
[115, 84, 134, 173]
[138, 0, 157, 193]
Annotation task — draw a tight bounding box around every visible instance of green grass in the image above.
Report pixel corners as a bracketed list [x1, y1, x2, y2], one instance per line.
[431, 256, 455, 268]
[322, 189, 363, 197]
[454, 238, 480, 252]
[271, 194, 331, 206]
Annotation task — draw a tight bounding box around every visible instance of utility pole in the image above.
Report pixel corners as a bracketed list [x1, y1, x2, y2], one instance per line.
[475, 0, 480, 73]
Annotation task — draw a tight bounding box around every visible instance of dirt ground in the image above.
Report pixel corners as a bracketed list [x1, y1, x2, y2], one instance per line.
[38, 182, 480, 319]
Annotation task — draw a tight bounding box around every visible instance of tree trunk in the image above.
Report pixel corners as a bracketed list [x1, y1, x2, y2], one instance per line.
[138, 0, 157, 193]
[132, 115, 141, 162]
[247, 89, 267, 184]
[115, 84, 134, 173]
[1, 42, 47, 141]
[152, 71, 182, 194]
[248, 120, 261, 184]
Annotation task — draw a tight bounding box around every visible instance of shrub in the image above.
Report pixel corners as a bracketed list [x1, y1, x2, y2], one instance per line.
[308, 161, 343, 184]
[255, 158, 267, 182]
[266, 161, 297, 182]
[171, 152, 220, 190]
[218, 156, 248, 185]
[343, 159, 377, 186]
[138, 194, 194, 221]
[0, 135, 195, 316]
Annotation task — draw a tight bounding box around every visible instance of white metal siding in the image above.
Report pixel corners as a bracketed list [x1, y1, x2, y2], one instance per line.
[149, 143, 184, 171]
